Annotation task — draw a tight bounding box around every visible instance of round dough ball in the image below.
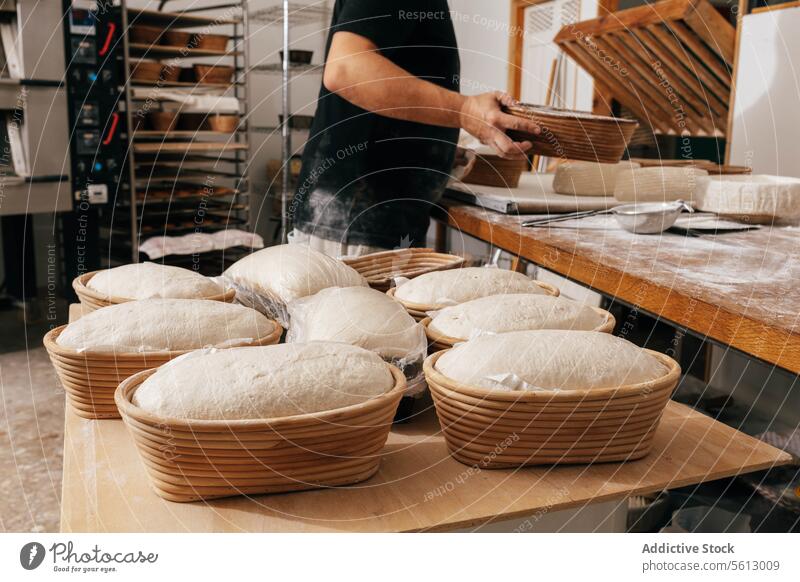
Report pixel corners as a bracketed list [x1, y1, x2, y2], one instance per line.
[223, 244, 366, 305]
[87, 262, 224, 300]
[435, 330, 668, 391]
[57, 299, 276, 353]
[287, 286, 424, 360]
[694, 174, 800, 220]
[394, 267, 552, 309]
[614, 166, 708, 202]
[132, 342, 395, 420]
[553, 160, 640, 196]
[428, 294, 609, 340]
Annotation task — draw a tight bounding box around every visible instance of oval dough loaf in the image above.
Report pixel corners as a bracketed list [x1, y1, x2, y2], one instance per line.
[394, 267, 551, 309]
[87, 262, 224, 300]
[435, 330, 668, 391]
[287, 286, 424, 360]
[553, 160, 640, 196]
[57, 299, 276, 353]
[223, 244, 367, 306]
[614, 166, 708, 202]
[132, 342, 395, 420]
[694, 174, 800, 220]
[428, 294, 609, 340]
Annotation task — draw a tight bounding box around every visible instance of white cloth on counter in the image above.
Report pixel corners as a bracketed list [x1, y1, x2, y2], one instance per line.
[139, 229, 263, 260]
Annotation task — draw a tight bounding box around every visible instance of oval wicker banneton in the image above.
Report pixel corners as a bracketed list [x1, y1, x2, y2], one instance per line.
[115, 365, 407, 502]
[343, 248, 465, 292]
[423, 349, 680, 468]
[504, 104, 638, 164]
[386, 280, 560, 322]
[43, 322, 283, 420]
[421, 307, 616, 351]
[72, 271, 236, 312]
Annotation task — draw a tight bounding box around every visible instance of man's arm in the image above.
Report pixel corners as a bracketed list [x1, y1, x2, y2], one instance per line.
[323, 32, 540, 160]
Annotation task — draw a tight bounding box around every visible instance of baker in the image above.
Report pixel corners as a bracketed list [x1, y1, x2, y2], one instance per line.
[289, 0, 540, 256]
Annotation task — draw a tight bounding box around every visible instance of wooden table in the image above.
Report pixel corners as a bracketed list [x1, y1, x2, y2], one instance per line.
[435, 201, 800, 374]
[60, 307, 790, 532]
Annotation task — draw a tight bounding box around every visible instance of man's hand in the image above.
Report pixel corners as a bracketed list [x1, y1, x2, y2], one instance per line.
[459, 92, 541, 160]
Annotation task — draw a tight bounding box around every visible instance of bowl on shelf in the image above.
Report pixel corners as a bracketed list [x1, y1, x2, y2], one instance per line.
[193, 64, 235, 84]
[280, 49, 313, 65]
[279, 114, 314, 130]
[194, 33, 230, 51]
[176, 113, 207, 131]
[131, 25, 163, 45]
[207, 114, 239, 132]
[130, 60, 164, 82]
[161, 30, 193, 49]
[147, 111, 179, 132]
[503, 104, 638, 164]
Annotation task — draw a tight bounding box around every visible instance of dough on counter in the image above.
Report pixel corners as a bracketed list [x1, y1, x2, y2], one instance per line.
[287, 286, 425, 361]
[57, 299, 276, 353]
[428, 294, 609, 340]
[694, 174, 800, 220]
[87, 262, 224, 300]
[435, 330, 668, 391]
[614, 166, 708, 202]
[132, 342, 395, 420]
[223, 244, 366, 309]
[553, 160, 640, 197]
[394, 267, 553, 309]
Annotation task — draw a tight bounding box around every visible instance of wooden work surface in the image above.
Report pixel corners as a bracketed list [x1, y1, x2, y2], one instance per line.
[436, 201, 800, 374]
[61, 402, 788, 532]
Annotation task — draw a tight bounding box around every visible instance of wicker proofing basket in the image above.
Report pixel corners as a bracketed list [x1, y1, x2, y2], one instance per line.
[386, 280, 560, 322]
[72, 271, 236, 312]
[424, 349, 680, 468]
[44, 323, 282, 420]
[421, 308, 616, 351]
[343, 248, 465, 292]
[115, 365, 407, 502]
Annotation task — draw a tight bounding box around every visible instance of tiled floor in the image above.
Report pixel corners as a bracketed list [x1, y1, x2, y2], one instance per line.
[0, 304, 67, 532]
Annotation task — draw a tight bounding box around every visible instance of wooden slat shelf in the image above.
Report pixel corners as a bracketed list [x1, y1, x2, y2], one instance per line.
[133, 130, 237, 139]
[554, 0, 735, 137]
[130, 80, 232, 90]
[133, 142, 248, 154]
[127, 7, 240, 28]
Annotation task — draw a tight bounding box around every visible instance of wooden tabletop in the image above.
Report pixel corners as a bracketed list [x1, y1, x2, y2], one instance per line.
[435, 201, 800, 373]
[60, 400, 790, 532]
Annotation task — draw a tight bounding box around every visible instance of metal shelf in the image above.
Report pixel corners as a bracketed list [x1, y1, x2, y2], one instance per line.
[127, 7, 241, 28]
[249, 3, 330, 25]
[128, 43, 241, 58]
[250, 62, 321, 74]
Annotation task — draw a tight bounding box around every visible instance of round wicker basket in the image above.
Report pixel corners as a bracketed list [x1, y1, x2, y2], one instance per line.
[72, 271, 236, 312]
[423, 349, 680, 467]
[386, 280, 560, 322]
[44, 323, 283, 420]
[343, 248, 465, 293]
[421, 307, 616, 351]
[115, 365, 407, 502]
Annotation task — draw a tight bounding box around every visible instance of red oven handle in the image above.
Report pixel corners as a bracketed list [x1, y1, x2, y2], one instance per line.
[98, 23, 115, 57]
[102, 112, 120, 145]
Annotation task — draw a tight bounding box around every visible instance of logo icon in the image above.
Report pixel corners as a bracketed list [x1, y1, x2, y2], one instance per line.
[20, 542, 46, 570]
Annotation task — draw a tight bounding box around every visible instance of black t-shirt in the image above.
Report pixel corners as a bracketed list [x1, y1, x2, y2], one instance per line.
[292, 0, 460, 249]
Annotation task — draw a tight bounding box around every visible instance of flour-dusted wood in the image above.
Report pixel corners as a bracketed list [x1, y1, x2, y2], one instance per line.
[74, 270, 234, 312]
[391, 267, 559, 318]
[425, 341, 680, 467]
[423, 294, 615, 350]
[116, 362, 406, 502]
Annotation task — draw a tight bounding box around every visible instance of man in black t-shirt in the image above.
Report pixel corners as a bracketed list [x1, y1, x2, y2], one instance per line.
[290, 0, 540, 254]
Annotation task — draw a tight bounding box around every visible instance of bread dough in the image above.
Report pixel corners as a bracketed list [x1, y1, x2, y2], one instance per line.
[287, 286, 425, 360]
[132, 342, 395, 420]
[553, 160, 640, 197]
[435, 330, 668, 391]
[694, 174, 800, 220]
[223, 244, 366, 308]
[614, 166, 708, 202]
[394, 267, 550, 308]
[57, 299, 276, 353]
[87, 262, 223, 300]
[428, 294, 608, 340]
